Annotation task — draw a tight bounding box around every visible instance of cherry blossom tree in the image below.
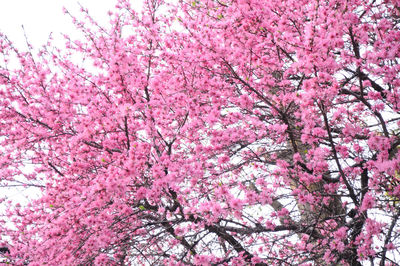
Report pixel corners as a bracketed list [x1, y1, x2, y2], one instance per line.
[1, 0, 400, 265]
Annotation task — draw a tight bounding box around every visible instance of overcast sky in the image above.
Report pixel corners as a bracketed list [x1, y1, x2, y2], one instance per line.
[0, 0, 122, 47]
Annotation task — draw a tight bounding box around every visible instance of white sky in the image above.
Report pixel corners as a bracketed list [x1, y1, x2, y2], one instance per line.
[0, 0, 120, 47]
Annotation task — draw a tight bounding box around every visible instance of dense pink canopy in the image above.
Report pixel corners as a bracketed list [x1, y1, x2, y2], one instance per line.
[1, 0, 400, 265]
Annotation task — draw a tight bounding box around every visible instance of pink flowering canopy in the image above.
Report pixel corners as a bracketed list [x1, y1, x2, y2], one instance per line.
[1, 0, 400, 265]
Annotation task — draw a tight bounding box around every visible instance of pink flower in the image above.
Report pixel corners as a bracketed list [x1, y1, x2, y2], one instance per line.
[334, 227, 347, 240]
[229, 198, 243, 211]
[360, 193, 375, 212]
